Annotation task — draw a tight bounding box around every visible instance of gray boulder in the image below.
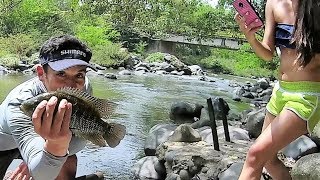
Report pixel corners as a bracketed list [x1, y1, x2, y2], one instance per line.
[191, 97, 229, 129]
[256, 78, 270, 90]
[169, 102, 204, 124]
[281, 135, 318, 160]
[199, 126, 250, 144]
[291, 153, 320, 180]
[218, 162, 265, 180]
[131, 156, 163, 180]
[219, 162, 243, 180]
[168, 124, 201, 143]
[144, 124, 178, 156]
[118, 70, 132, 75]
[245, 108, 266, 138]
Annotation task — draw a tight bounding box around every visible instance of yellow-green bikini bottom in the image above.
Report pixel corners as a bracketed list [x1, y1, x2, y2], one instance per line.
[266, 81, 320, 134]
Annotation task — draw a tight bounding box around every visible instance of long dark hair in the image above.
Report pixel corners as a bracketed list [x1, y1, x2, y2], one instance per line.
[292, 0, 320, 67]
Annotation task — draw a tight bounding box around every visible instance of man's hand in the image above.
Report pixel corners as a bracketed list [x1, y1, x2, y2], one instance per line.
[32, 96, 72, 157]
[9, 162, 32, 180]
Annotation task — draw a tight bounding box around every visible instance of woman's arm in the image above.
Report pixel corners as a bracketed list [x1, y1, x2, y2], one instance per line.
[235, 0, 276, 61]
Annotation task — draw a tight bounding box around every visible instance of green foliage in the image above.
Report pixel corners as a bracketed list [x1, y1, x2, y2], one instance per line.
[91, 42, 129, 67]
[0, 54, 20, 68]
[187, 4, 236, 38]
[0, 0, 274, 78]
[0, 34, 37, 61]
[0, 0, 250, 43]
[217, 0, 233, 8]
[145, 52, 165, 63]
[0, 41, 10, 58]
[218, 0, 266, 20]
[0, 0, 71, 36]
[72, 14, 123, 68]
[26, 52, 40, 64]
[0, 0, 248, 46]
[200, 57, 232, 74]
[175, 44, 211, 65]
[134, 41, 148, 57]
[199, 44, 278, 77]
[74, 15, 120, 48]
[200, 48, 234, 73]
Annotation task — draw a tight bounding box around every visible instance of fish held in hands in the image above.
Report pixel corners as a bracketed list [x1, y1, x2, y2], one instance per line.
[20, 87, 126, 148]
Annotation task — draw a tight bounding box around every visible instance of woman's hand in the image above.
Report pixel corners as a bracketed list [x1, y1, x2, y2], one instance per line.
[234, 13, 262, 42]
[32, 96, 72, 157]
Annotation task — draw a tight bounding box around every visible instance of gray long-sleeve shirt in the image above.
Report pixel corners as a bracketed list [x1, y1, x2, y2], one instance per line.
[0, 76, 92, 179]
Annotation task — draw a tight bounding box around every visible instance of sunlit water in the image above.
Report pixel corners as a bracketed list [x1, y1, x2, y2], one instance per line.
[0, 71, 252, 179]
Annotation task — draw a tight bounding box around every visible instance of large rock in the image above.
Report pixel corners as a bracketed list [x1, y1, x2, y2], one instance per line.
[144, 124, 178, 156]
[131, 156, 163, 180]
[187, 65, 204, 76]
[198, 126, 250, 144]
[0, 65, 10, 75]
[163, 54, 186, 71]
[256, 78, 270, 90]
[118, 70, 132, 75]
[218, 162, 265, 180]
[244, 108, 266, 138]
[218, 162, 243, 180]
[156, 141, 225, 180]
[281, 135, 318, 160]
[168, 124, 201, 143]
[213, 97, 230, 120]
[156, 140, 250, 180]
[191, 108, 210, 129]
[191, 97, 229, 129]
[169, 102, 204, 124]
[124, 55, 142, 69]
[291, 153, 320, 180]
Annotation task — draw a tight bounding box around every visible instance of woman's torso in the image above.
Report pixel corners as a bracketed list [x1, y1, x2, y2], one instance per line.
[272, 0, 320, 81]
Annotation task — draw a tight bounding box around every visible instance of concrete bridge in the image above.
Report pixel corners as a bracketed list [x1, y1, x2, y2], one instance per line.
[147, 35, 246, 55]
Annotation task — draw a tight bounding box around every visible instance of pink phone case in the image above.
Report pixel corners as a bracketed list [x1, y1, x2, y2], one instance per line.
[233, 0, 263, 28]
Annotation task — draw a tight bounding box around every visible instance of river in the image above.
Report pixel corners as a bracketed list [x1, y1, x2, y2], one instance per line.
[0, 71, 252, 179]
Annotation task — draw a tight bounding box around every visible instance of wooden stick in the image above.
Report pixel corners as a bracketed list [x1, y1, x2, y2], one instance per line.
[207, 97, 220, 151]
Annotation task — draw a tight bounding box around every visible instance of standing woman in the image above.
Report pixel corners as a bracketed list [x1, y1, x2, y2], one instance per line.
[235, 0, 320, 179]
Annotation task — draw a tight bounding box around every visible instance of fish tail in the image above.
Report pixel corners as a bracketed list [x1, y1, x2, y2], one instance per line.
[103, 123, 126, 148]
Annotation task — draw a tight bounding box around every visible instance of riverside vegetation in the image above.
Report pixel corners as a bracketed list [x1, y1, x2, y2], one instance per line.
[0, 0, 278, 78]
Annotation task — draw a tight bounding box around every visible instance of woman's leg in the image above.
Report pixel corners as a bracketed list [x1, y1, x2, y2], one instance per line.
[239, 109, 308, 180]
[261, 112, 290, 178]
[261, 111, 276, 131]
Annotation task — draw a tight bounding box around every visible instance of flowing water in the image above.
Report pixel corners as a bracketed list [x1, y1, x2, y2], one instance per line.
[0, 71, 252, 179]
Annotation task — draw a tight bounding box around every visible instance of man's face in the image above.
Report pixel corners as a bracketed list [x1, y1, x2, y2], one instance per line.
[37, 65, 87, 92]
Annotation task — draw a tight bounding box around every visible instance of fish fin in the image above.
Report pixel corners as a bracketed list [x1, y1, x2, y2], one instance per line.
[103, 123, 126, 148]
[88, 134, 107, 147]
[57, 87, 117, 118]
[74, 131, 106, 147]
[95, 100, 117, 119]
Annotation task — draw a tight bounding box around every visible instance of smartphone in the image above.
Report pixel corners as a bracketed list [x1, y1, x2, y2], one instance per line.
[233, 0, 263, 28]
